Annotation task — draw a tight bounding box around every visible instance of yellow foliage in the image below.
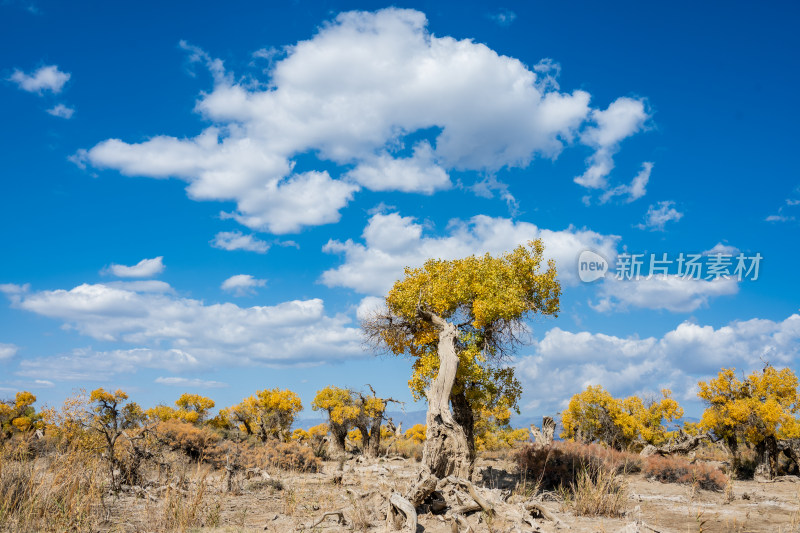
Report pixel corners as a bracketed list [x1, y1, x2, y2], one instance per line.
[308, 423, 329, 439]
[291, 428, 309, 441]
[228, 388, 302, 440]
[311, 386, 360, 426]
[173, 393, 215, 424]
[561, 385, 683, 450]
[404, 424, 427, 444]
[1, 390, 43, 439]
[474, 402, 529, 451]
[698, 365, 800, 447]
[347, 428, 362, 442]
[145, 404, 178, 423]
[375, 240, 560, 441]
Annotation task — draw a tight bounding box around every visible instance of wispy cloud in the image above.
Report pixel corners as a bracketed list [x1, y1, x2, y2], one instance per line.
[102, 256, 165, 278]
[221, 274, 267, 296]
[211, 231, 270, 253]
[46, 103, 75, 119]
[9, 65, 70, 94]
[488, 8, 516, 26]
[155, 376, 228, 388]
[637, 201, 683, 231]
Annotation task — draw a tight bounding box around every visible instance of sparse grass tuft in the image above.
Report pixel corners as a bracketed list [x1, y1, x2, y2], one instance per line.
[559, 463, 628, 518]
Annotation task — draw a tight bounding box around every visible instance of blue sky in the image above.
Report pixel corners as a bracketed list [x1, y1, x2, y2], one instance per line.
[1, 0, 798, 420]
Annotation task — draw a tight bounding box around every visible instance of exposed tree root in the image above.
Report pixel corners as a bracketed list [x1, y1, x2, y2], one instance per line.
[308, 510, 347, 529]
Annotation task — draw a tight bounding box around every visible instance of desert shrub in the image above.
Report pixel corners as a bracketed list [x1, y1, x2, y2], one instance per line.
[154, 419, 225, 463]
[643, 455, 727, 491]
[387, 436, 423, 461]
[560, 463, 627, 517]
[260, 440, 321, 472]
[516, 441, 641, 491]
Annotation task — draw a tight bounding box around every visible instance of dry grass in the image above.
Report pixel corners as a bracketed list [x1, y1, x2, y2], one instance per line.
[0, 443, 106, 531]
[560, 463, 628, 518]
[643, 455, 727, 491]
[515, 440, 641, 491]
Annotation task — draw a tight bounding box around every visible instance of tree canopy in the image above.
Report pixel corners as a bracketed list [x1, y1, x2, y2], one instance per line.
[363, 240, 560, 477]
[561, 385, 683, 450]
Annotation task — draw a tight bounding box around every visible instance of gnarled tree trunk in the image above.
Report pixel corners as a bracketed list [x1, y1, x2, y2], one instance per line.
[366, 416, 382, 458]
[328, 422, 348, 457]
[421, 311, 473, 479]
[530, 416, 556, 448]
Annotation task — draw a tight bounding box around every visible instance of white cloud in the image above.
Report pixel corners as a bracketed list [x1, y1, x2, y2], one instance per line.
[17, 348, 201, 381]
[356, 296, 387, 321]
[345, 141, 450, 194]
[599, 162, 652, 204]
[76, 8, 648, 234]
[46, 103, 75, 119]
[516, 314, 800, 414]
[9, 65, 70, 94]
[3, 281, 363, 376]
[211, 231, 270, 253]
[155, 376, 228, 388]
[766, 214, 794, 223]
[591, 275, 739, 313]
[638, 200, 683, 231]
[104, 280, 174, 293]
[321, 211, 620, 295]
[0, 343, 19, 360]
[104, 256, 165, 278]
[703, 242, 740, 256]
[221, 274, 267, 296]
[575, 97, 649, 190]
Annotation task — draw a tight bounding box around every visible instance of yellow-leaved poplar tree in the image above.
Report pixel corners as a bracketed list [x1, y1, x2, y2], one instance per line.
[145, 393, 215, 425]
[561, 385, 682, 451]
[228, 388, 302, 441]
[312, 386, 361, 455]
[698, 365, 800, 477]
[363, 240, 560, 478]
[89, 388, 145, 490]
[0, 391, 42, 440]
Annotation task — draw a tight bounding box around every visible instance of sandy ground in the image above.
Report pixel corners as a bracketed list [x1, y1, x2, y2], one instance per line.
[103, 456, 800, 533]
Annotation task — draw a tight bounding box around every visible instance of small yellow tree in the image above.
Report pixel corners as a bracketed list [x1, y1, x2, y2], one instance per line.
[88, 388, 145, 490]
[146, 393, 215, 425]
[0, 391, 42, 440]
[312, 386, 360, 455]
[698, 365, 800, 477]
[561, 385, 682, 450]
[352, 386, 401, 457]
[228, 388, 302, 441]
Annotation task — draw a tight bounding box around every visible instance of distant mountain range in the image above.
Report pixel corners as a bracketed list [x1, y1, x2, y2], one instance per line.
[294, 412, 701, 437]
[293, 409, 428, 431]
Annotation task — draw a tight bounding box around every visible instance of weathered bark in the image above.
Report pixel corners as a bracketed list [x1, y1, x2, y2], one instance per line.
[639, 430, 710, 457]
[328, 422, 348, 457]
[386, 492, 417, 532]
[450, 388, 476, 465]
[367, 417, 382, 458]
[420, 311, 473, 479]
[778, 438, 800, 474]
[530, 416, 556, 448]
[754, 436, 779, 480]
